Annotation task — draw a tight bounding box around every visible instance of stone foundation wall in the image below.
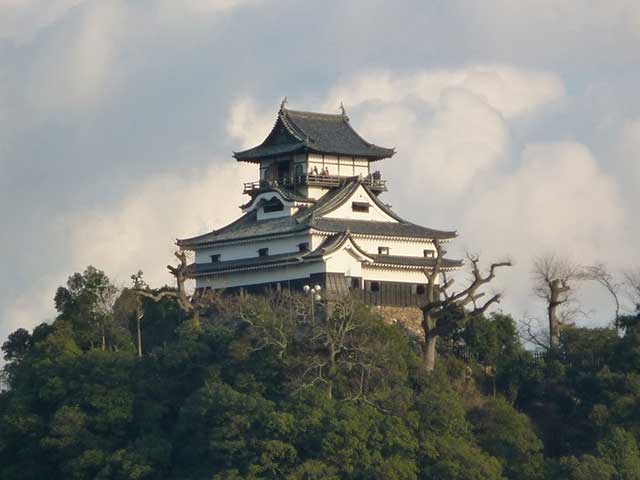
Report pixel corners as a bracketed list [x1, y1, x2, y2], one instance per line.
[374, 305, 424, 340]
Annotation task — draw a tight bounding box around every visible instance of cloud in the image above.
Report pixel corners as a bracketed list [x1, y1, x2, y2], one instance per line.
[26, 0, 127, 110]
[227, 96, 278, 149]
[0, 0, 86, 44]
[326, 66, 565, 119]
[1, 0, 639, 352]
[0, 158, 253, 343]
[317, 67, 632, 324]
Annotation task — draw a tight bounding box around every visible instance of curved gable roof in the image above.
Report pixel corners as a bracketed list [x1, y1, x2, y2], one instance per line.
[234, 105, 395, 162]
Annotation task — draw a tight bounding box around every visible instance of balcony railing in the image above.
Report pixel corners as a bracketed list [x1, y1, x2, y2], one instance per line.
[243, 174, 387, 195]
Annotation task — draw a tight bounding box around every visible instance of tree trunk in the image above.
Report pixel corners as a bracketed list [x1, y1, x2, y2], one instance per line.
[136, 314, 143, 358]
[548, 304, 560, 348]
[135, 298, 143, 358]
[423, 333, 437, 372]
[422, 311, 438, 372]
[548, 279, 565, 348]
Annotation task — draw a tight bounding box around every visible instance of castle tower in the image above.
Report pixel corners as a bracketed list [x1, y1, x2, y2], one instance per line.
[177, 102, 461, 306]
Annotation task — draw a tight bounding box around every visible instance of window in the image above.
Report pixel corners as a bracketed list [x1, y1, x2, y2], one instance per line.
[258, 248, 269, 257]
[263, 199, 284, 213]
[294, 163, 303, 177]
[210, 254, 220, 263]
[351, 201, 370, 213]
[424, 249, 435, 258]
[378, 246, 389, 255]
[369, 281, 380, 292]
[350, 277, 361, 289]
[416, 284, 426, 295]
[298, 242, 309, 252]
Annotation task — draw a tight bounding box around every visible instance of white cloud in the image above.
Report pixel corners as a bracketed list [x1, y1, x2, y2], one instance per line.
[0, 0, 86, 43]
[64, 160, 252, 287]
[227, 96, 279, 149]
[27, 0, 127, 110]
[157, 0, 259, 15]
[326, 65, 565, 119]
[0, 158, 253, 342]
[319, 68, 633, 325]
[619, 118, 640, 187]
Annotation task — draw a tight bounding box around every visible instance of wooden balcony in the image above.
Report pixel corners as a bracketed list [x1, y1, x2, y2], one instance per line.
[243, 174, 387, 195]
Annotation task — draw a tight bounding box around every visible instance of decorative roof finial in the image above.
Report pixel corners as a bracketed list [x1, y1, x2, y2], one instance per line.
[339, 101, 346, 116]
[280, 96, 288, 111]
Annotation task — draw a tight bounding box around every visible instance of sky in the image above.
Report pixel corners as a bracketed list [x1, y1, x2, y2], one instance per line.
[1, 0, 640, 348]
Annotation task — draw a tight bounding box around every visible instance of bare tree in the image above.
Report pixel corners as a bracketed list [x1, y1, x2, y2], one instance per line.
[420, 239, 512, 372]
[132, 251, 221, 348]
[624, 269, 640, 309]
[533, 254, 583, 348]
[583, 264, 622, 324]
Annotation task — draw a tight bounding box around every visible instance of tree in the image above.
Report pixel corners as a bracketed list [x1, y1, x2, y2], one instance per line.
[597, 428, 640, 480]
[624, 269, 640, 309]
[420, 239, 511, 371]
[533, 255, 582, 348]
[54, 266, 125, 351]
[469, 397, 544, 480]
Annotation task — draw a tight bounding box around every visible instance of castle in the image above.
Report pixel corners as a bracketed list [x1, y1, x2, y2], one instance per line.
[178, 102, 461, 308]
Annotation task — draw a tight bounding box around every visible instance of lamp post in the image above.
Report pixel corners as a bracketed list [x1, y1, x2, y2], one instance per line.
[303, 284, 322, 324]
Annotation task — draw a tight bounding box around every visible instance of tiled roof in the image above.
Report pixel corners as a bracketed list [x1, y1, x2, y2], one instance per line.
[311, 218, 456, 239]
[177, 178, 457, 248]
[369, 255, 463, 269]
[187, 251, 318, 276]
[234, 106, 395, 162]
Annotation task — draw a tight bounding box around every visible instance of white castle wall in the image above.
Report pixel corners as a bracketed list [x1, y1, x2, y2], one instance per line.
[195, 233, 312, 263]
[196, 261, 325, 290]
[322, 185, 396, 222]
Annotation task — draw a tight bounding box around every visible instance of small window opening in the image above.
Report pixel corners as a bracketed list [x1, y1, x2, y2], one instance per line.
[352, 201, 370, 213]
[416, 284, 426, 295]
[424, 249, 435, 258]
[370, 281, 380, 292]
[298, 242, 309, 252]
[378, 246, 389, 255]
[351, 277, 361, 289]
[263, 199, 284, 213]
[258, 248, 269, 257]
[210, 254, 220, 263]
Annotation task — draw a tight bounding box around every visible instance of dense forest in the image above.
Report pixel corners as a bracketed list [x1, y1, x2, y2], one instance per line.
[2, 265, 640, 479]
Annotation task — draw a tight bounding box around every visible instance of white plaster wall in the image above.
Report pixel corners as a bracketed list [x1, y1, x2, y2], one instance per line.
[361, 266, 435, 284]
[351, 237, 436, 257]
[304, 186, 327, 200]
[323, 185, 396, 222]
[195, 233, 311, 263]
[324, 247, 364, 278]
[196, 261, 325, 290]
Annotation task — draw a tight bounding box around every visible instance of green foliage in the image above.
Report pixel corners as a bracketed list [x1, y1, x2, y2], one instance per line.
[469, 397, 544, 480]
[3, 267, 640, 479]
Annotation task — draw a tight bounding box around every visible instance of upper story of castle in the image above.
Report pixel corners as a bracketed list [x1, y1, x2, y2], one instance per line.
[234, 101, 395, 201]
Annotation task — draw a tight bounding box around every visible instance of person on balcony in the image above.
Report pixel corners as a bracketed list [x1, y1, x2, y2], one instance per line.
[324, 166, 330, 176]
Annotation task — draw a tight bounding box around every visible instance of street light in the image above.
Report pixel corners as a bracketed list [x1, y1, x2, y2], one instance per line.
[303, 284, 322, 323]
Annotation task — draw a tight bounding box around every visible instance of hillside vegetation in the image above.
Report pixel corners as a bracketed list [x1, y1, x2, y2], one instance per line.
[2, 266, 640, 480]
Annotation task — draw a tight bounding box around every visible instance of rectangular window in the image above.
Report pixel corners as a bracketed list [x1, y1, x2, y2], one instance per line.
[258, 248, 269, 257]
[351, 201, 370, 213]
[416, 284, 426, 295]
[378, 246, 389, 255]
[298, 242, 309, 252]
[370, 281, 380, 292]
[424, 249, 435, 258]
[210, 254, 220, 263]
[350, 277, 361, 289]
